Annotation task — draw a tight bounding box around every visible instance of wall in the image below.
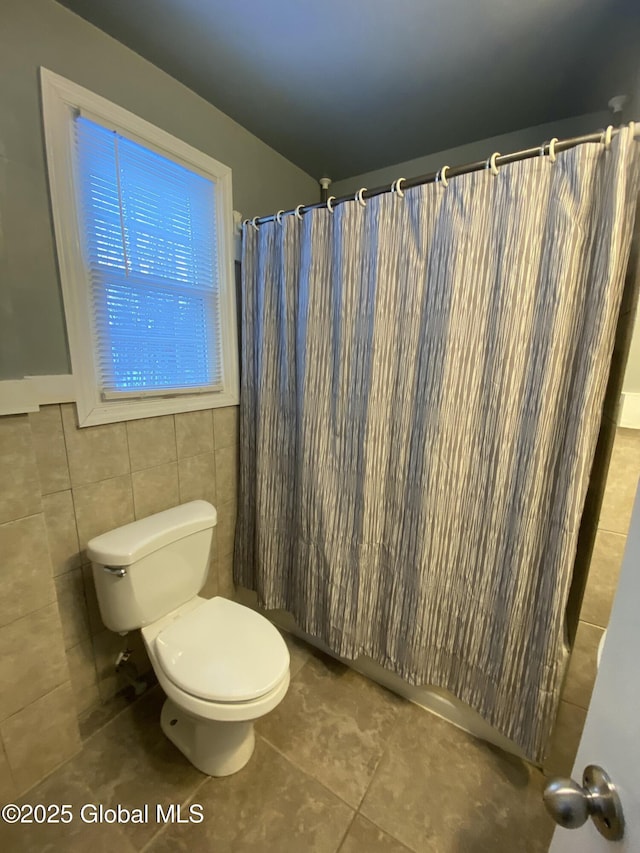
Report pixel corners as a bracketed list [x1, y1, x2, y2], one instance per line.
[2, 410, 636, 796]
[0, 414, 80, 799]
[0, 0, 318, 381]
[544, 428, 640, 774]
[624, 315, 640, 393]
[0, 0, 314, 795]
[0, 403, 239, 798]
[330, 112, 611, 196]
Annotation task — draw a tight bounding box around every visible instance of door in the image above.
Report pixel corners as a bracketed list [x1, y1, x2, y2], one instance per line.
[548, 479, 640, 851]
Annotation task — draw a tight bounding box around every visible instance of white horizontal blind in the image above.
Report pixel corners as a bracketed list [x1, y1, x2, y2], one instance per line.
[74, 115, 222, 398]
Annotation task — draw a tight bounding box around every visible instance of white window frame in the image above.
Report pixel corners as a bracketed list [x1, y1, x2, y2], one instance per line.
[40, 68, 239, 426]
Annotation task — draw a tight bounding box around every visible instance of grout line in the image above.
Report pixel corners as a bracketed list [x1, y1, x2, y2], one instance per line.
[122, 421, 136, 518]
[335, 810, 358, 852]
[123, 457, 179, 474]
[176, 450, 216, 460]
[356, 810, 415, 851]
[138, 774, 210, 853]
[256, 733, 357, 813]
[0, 728, 18, 796]
[172, 411, 179, 465]
[79, 576, 101, 690]
[123, 419, 132, 468]
[576, 617, 607, 631]
[213, 447, 219, 507]
[353, 705, 405, 819]
[3, 681, 82, 798]
[597, 524, 629, 537]
[0, 508, 48, 525]
[40, 485, 74, 496]
[68, 470, 136, 489]
[57, 402, 74, 490]
[0, 596, 62, 631]
[558, 696, 589, 714]
[14, 745, 83, 801]
[22, 411, 100, 795]
[67, 487, 83, 571]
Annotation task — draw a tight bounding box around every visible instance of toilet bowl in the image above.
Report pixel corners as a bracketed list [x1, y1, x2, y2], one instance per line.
[87, 501, 290, 776]
[142, 595, 290, 775]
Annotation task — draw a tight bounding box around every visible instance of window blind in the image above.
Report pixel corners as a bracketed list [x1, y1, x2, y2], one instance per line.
[74, 115, 222, 398]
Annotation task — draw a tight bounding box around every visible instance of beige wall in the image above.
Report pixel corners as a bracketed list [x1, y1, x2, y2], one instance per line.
[624, 309, 640, 394]
[0, 403, 239, 797]
[0, 0, 318, 381]
[544, 428, 640, 775]
[0, 414, 80, 798]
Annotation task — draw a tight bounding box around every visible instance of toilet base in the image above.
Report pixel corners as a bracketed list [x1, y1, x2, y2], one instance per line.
[160, 698, 256, 777]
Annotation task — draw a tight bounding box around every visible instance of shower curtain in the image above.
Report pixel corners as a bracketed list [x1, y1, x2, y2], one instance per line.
[235, 127, 640, 762]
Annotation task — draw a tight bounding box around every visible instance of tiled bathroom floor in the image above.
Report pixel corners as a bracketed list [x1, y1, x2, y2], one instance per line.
[0, 631, 555, 853]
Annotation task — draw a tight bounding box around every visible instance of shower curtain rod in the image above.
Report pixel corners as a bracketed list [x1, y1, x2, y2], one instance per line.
[248, 125, 637, 227]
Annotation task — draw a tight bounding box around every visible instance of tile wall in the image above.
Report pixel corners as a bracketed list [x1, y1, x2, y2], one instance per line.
[544, 427, 640, 774]
[0, 400, 636, 794]
[0, 403, 238, 796]
[0, 414, 80, 799]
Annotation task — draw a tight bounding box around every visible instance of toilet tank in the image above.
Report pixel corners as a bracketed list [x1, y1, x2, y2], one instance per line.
[87, 501, 217, 633]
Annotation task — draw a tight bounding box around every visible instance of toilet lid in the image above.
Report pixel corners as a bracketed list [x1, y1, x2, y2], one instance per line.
[154, 597, 290, 702]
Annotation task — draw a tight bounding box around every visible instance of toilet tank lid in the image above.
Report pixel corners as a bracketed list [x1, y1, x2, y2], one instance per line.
[87, 501, 217, 566]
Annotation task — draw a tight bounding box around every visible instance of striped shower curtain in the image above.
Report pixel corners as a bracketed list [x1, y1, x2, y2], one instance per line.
[235, 127, 640, 762]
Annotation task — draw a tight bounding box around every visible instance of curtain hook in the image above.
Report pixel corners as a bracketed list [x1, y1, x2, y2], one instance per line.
[251, 217, 259, 230]
[548, 138, 558, 163]
[602, 125, 613, 150]
[539, 142, 546, 157]
[294, 204, 304, 220]
[486, 152, 501, 175]
[355, 188, 367, 207]
[326, 196, 336, 212]
[242, 219, 250, 228]
[275, 210, 285, 225]
[437, 166, 450, 188]
[392, 177, 406, 198]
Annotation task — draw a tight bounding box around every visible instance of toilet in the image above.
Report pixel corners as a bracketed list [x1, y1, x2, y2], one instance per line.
[86, 500, 290, 777]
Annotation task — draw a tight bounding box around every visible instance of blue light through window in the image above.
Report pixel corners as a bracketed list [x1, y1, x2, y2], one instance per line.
[74, 116, 220, 395]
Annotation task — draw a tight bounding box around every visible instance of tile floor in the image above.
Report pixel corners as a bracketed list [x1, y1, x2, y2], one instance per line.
[0, 632, 555, 853]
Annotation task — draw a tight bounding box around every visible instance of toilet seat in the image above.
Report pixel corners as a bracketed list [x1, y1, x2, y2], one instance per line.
[154, 597, 290, 703]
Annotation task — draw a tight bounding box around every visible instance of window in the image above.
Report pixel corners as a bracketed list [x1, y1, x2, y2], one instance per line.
[41, 69, 238, 425]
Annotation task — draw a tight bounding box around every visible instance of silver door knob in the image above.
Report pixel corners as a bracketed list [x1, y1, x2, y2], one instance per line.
[543, 765, 624, 840]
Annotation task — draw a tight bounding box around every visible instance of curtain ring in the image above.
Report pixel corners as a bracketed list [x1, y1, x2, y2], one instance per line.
[539, 143, 546, 157]
[548, 138, 558, 163]
[392, 177, 406, 198]
[602, 125, 613, 150]
[326, 196, 336, 212]
[486, 152, 500, 175]
[294, 204, 304, 220]
[242, 219, 250, 228]
[275, 209, 285, 225]
[250, 217, 259, 230]
[355, 188, 367, 207]
[438, 166, 450, 188]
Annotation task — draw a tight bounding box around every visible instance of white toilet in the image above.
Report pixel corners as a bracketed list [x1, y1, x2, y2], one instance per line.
[86, 500, 290, 777]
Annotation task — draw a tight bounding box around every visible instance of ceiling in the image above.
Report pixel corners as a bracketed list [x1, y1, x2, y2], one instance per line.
[58, 0, 640, 181]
